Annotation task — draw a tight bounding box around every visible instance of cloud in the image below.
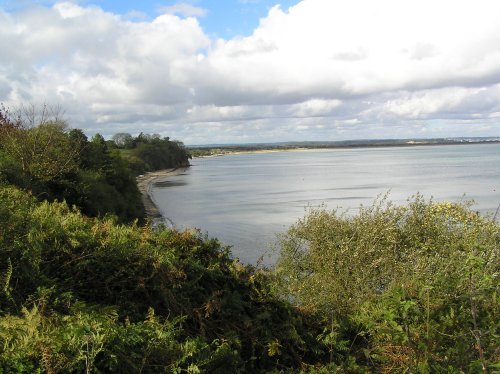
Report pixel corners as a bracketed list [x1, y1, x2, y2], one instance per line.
[0, 0, 500, 143]
[194, 0, 500, 101]
[0, 2, 209, 128]
[381, 86, 500, 120]
[158, 3, 208, 18]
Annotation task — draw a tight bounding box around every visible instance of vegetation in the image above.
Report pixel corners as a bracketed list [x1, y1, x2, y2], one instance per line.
[1, 184, 497, 372]
[0, 106, 326, 372]
[0, 185, 326, 372]
[275, 196, 499, 372]
[0, 105, 190, 223]
[110, 132, 191, 175]
[1, 104, 498, 372]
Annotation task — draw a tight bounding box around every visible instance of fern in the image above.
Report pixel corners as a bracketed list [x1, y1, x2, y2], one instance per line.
[1, 257, 15, 306]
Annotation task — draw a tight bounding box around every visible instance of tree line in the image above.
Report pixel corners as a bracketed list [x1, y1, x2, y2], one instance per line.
[110, 132, 191, 175]
[0, 105, 191, 223]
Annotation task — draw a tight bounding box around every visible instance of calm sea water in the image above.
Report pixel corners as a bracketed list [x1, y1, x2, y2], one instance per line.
[152, 143, 500, 264]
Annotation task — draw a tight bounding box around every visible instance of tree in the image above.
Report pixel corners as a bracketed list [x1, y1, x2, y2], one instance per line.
[0, 106, 145, 223]
[111, 132, 133, 148]
[125, 134, 191, 173]
[0, 119, 80, 186]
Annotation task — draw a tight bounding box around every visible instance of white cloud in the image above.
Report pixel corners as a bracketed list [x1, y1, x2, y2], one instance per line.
[0, 0, 500, 143]
[0, 2, 209, 128]
[381, 85, 500, 120]
[195, 0, 500, 101]
[158, 3, 208, 18]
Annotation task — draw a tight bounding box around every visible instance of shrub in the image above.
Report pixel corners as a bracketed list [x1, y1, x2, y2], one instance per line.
[274, 195, 499, 372]
[0, 185, 326, 372]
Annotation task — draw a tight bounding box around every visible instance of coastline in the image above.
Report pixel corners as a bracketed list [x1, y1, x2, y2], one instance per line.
[136, 167, 189, 226]
[190, 139, 500, 158]
[195, 148, 311, 158]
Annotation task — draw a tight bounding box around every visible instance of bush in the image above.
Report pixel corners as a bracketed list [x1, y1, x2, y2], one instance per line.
[274, 195, 499, 372]
[0, 186, 326, 372]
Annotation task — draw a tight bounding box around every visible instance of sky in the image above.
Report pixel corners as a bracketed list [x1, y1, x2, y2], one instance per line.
[1, 0, 500, 144]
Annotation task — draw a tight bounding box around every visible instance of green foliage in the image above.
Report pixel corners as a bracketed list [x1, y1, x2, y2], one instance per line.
[117, 132, 191, 174]
[0, 185, 326, 372]
[274, 195, 500, 372]
[0, 107, 145, 223]
[0, 107, 191, 224]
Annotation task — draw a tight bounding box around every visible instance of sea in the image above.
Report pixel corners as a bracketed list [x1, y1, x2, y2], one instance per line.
[151, 143, 500, 264]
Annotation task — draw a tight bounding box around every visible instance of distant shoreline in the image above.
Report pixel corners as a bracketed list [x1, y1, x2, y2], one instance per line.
[189, 138, 500, 158]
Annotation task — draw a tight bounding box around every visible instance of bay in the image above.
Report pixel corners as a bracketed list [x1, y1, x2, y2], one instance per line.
[151, 143, 500, 264]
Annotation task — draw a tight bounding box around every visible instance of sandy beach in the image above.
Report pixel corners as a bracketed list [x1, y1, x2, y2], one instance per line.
[136, 167, 189, 225]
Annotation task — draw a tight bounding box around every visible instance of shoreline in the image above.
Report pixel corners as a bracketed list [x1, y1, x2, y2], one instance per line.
[136, 167, 189, 226]
[191, 139, 500, 158]
[195, 148, 311, 158]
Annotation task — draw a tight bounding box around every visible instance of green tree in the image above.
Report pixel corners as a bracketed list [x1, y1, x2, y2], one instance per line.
[126, 133, 191, 173]
[0, 106, 145, 223]
[0, 121, 80, 187]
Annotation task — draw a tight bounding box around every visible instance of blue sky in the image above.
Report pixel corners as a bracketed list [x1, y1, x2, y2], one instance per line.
[1, 0, 500, 144]
[108, 0, 299, 38]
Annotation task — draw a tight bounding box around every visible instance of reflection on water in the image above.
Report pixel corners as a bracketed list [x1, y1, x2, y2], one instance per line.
[153, 180, 188, 187]
[152, 144, 500, 264]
